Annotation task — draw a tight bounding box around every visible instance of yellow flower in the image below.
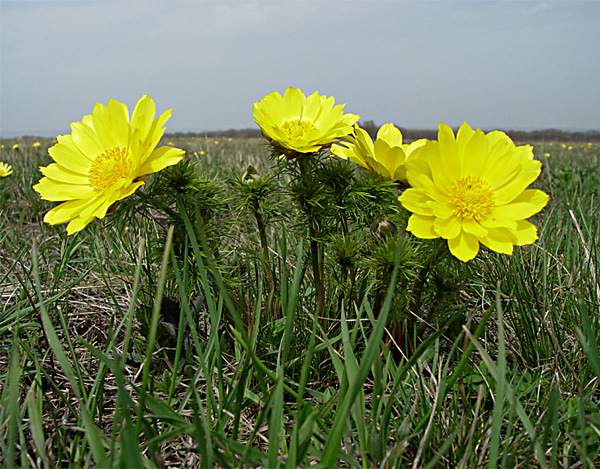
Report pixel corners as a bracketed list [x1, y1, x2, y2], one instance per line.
[12, 144, 19, 150]
[0, 162, 13, 177]
[252, 86, 359, 157]
[399, 122, 549, 262]
[544, 152, 550, 158]
[331, 123, 426, 184]
[33, 95, 184, 235]
[33, 142, 41, 147]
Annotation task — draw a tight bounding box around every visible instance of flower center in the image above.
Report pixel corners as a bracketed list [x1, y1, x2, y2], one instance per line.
[448, 175, 495, 220]
[281, 119, 317, 140]
[88, 147, 132, 192]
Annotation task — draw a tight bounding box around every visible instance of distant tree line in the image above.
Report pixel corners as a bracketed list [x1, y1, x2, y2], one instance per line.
[165, 121, 600, 143]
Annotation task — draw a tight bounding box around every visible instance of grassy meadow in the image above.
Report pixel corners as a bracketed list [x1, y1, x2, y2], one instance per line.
[0, 135, 599, 468]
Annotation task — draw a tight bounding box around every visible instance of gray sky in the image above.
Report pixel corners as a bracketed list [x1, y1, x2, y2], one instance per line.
[1, 0, 599, 138]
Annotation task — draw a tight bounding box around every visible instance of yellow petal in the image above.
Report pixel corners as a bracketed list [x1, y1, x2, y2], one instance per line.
[48, 142, 93, 173]
[434, 214, 462, 239]
[399, 188, 434, 216]
[461, 217, 489, 238]
[71, 121, 104, 158]
[406, 214, 439, 239]
[479, 209, 518, 230]
[138, 108, 175, 163]
[428, 200, 454, 219]
[437, 123, 459, 176]
[92, 99, 130, 149]
[130, 95, 156, 140]
[44, 198, 99, 224]
[39, 163, 89, 185]
[462, 128, 488, 177]
[493, 161, 542, 204]
[448, 231, 479, 262]
[494, 189, 549, 219]
[480, 228, 515, 255]
[66, 215, 96, 235]
[79, 195, 113, 219]
[138, 147, 185, 176]
[376, 123, 403, 147]
[33, 177, 96, 201]
[512, 220, 539, 246]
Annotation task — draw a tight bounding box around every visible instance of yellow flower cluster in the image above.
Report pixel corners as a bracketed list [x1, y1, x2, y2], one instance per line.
[31, 86, 549, 262]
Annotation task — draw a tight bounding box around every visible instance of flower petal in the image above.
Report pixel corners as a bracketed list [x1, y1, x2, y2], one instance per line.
[480, 228, 515, 255]
[448, 231, 479, 262]
[399, 188, 434, 216]
[434, 214, 462, 239]
[66, 215, 96, 235]
[461, 217, 489, 238]
[406, 214, 439, 239]
[138, 147, 185, 175]
[39, 163, 89, 185]
[33, 177, 96, 201]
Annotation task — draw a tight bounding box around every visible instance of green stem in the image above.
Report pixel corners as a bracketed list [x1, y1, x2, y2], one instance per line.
[297, 154, 325, 318]
[309, 226, 325, 317]
[254, 208, 278, 317]
[393, 239, 446, 356]
[408, 239, 446, 320]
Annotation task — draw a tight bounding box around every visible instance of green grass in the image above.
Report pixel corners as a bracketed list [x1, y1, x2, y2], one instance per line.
[0, 136, 599, 468]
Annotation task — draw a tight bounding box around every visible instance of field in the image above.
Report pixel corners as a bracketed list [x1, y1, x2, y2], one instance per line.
[0, 135, 599, 468]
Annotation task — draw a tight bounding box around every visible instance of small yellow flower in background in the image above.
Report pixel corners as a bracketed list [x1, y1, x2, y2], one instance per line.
[399, 122, 549, 262]
[331, 123, 426, 185]
[213, 140, 219, 144]
[33, 142, 41, 147]
[0, 162, 13, 177]
[12, 144, 19, 150]
[544, 152, 550, 158]
[33, 95, 184, 235]
[568, 146, 573, 150]
[199, 151, 206, 156]
[252, 86, 360, 158]
[561, 144, 566, 148]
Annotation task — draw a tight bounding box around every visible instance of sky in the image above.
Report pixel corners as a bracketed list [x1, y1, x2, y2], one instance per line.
[1, 0, 599, 138]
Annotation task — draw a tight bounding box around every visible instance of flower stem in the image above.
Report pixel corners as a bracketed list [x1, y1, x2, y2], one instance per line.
[392, 239, 446, 357]
[254, 209, 278, 317]
[309, 227, 325, 317]
[297, 154, 326, 318]
[408, 240, 446, 319]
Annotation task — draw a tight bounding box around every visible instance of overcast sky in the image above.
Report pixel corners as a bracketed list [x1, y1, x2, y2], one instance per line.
[1, 0, 599, 138]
